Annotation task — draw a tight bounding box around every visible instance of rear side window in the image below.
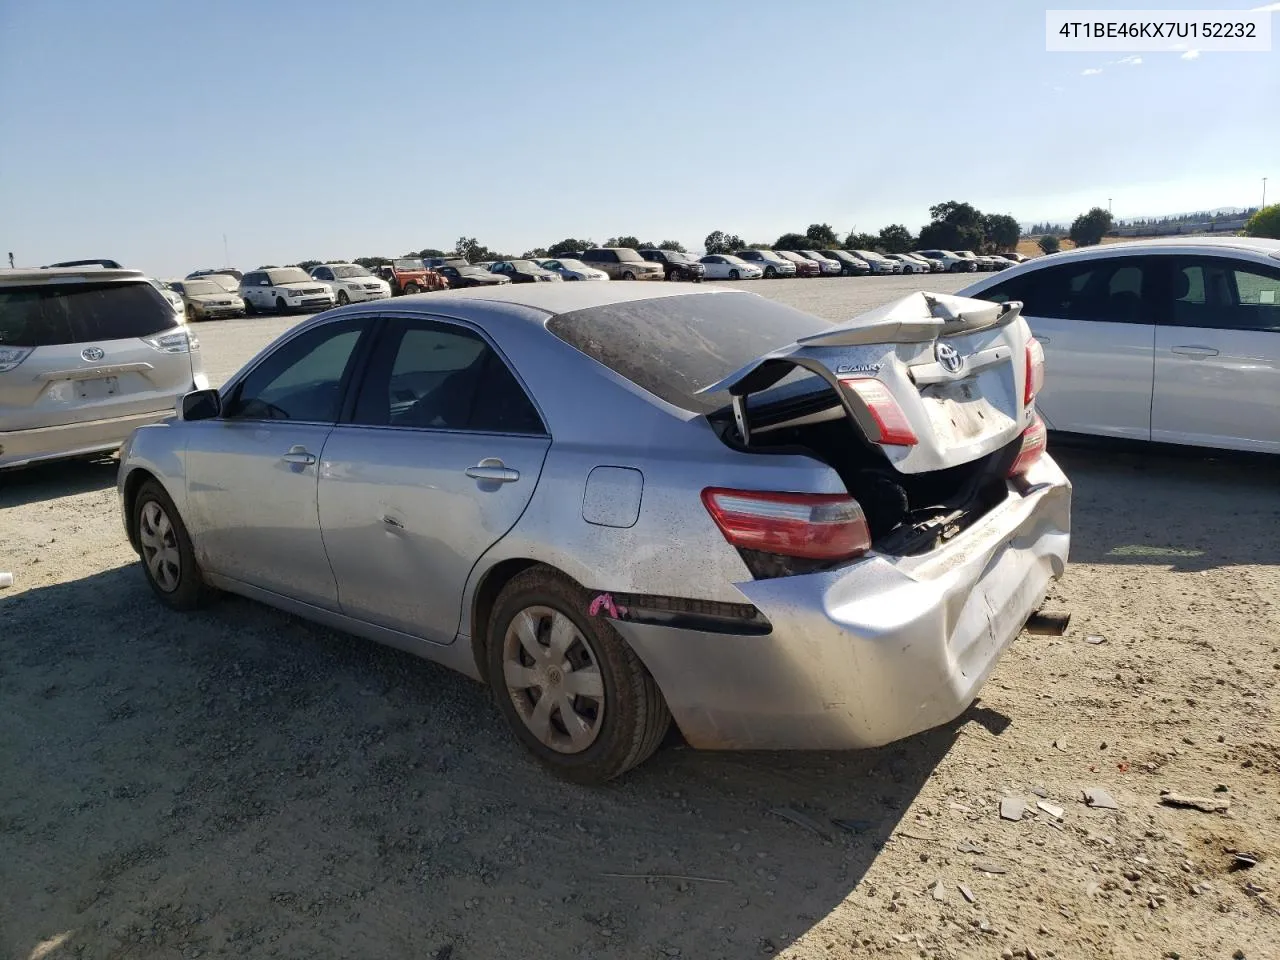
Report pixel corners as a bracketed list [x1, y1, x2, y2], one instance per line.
[983, 260, 1152, 323]
[545, 292, 829, 413]
[1167, 257, 1280, 332]
[0, 281, 177, 347]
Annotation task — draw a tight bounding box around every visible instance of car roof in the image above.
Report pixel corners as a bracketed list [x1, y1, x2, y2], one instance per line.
[1030, 235, 1280, 261]
[0, 267, 147, 286]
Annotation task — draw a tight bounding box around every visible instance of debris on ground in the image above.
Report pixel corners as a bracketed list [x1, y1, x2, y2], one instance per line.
[769, 806, 832, 840]
[1083, 787, 1119, 810]
[999, 796, 1027, 821]
[0, 571, 12, 588]
[831, 818, 876, 835]
[1084, 634, 1107, 644]
[958, 884, 976, 904]
[1036, 800, 1065, 820]
[1159, 791, 1230, 813]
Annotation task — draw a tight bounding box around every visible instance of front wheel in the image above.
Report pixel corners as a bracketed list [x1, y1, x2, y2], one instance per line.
[622, 270, 636, 281]
[336, 290, 350, 305]
[729, 269, 740, 280]
[764, 266, 777, 279]
[275, 296, 288, 313]
[403, 282, 420, 295]
[243, 297, 256, 315]
[133, 479, 214, 611]
[487, 567, 671, 783]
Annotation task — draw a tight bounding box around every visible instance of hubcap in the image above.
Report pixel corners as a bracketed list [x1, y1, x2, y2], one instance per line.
[138, 500, 181, 592]
[502, 606, 605, 754]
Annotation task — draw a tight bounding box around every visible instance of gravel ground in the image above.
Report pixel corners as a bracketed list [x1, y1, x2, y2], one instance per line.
[2, 275, 1278, 960]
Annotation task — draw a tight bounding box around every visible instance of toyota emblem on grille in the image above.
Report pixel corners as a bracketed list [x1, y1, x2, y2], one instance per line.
[935, 342, 963, 374]
[81, 347, 105, 362]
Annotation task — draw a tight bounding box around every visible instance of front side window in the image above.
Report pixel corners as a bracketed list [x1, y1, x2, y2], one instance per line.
[351, 320, 544, 434]
[224, 318, 368, 422]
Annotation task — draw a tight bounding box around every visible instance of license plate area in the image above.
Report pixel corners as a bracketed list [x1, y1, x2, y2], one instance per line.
[76, 376, 120, 400]
[921, 377, 997, 441]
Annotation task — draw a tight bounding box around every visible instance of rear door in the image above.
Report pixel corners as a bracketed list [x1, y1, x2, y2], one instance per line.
[0, 278, 195, 430]
[976, 258, 1157, 439]
[318, 315, 550, 642]
[183, 316, 375, 607]
[1150, 255, 1280, 452]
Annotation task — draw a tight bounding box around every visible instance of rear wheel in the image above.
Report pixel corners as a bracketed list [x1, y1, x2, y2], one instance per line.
[132, 479, 214, 611]
[487, 567, 670, 783]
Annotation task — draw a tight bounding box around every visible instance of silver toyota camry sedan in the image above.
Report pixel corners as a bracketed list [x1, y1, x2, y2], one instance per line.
[117, 283, 1071, 782]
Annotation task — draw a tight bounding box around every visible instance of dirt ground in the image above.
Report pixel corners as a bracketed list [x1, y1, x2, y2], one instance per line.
[2, 277, 1278, 960]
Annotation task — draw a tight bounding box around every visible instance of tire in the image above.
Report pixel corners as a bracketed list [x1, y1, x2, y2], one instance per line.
[243, 297, 256, 316]
[487, 566, 671, 783]
[132, 479, 214, 611]
[275, 296, 287, 313]
[729, 269, 740, 280]
[336, 290, 350, 305]
[186, 304, 199, 323]
[403, 282, 420, 295]
[764, 266, 777, 279]
[622, 270, 636, 281]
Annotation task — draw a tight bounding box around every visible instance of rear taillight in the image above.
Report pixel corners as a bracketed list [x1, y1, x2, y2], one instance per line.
[0, 346, 33, 372]
[143, 330, 195, 354]
[702, 487, 871, 561]
[1024, 338, 1045, 406]
[839, 378, 918, 446]
[1009, 415, 1047, 477]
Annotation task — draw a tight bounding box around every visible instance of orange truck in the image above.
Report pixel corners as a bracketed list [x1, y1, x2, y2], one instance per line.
[375, 258, 448, 295]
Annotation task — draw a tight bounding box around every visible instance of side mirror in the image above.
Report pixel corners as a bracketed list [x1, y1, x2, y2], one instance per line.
[180, 388, 222, 421]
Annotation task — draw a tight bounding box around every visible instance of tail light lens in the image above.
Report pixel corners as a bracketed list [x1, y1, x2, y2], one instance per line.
[702, 488, 872, 561]
[143, 330, 196, 354]
[0, 346, 33, 372]
[1024, 338, 1045, 406]
[840, 378, 918, 446]
[1009, 415, 1047, 477]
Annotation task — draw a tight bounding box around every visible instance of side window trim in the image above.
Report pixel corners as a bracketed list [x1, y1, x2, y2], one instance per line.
[339, 311, 550, 437]
[220, 316, 377, 425]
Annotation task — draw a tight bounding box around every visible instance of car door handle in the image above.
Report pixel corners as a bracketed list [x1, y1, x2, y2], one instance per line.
[281, 446, 317, 465]
[1170, 345, 1219, 358]
[465, 458, 520, 483]
[1033, 335, 1050, 344]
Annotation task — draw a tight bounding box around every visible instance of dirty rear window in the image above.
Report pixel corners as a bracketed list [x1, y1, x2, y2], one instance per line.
[0, 281, 178, 347]
[545, 292, 829, 413]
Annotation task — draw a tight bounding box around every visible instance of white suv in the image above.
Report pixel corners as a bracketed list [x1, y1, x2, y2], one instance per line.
[308, 263, 392, 305]
[239, 267, 335, 315]
[0, 267, 206, 470]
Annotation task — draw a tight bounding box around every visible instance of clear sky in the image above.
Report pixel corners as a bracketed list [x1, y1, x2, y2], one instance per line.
[1, 0, 1275, 276]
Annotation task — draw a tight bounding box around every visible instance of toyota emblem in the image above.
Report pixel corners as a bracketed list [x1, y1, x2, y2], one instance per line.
[935, 342, 963, 374]
[81, 347, 105, 362]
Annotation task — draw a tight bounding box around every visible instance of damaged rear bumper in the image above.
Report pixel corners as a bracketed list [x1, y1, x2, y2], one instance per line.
[614, 455, 1071, 751]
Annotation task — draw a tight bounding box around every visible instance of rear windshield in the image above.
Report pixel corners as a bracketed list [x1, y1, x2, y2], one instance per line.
[545, 292, 828, 413]
[0, 281, 178, 347]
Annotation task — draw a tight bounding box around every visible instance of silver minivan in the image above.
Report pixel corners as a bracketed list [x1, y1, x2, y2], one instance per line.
[0, 267, 206, 470]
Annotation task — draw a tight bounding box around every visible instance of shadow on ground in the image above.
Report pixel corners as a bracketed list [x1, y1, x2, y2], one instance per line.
[1052, 444, 1280, 571]
[1, 564, 982, 960]
[0, 456, 118, 509]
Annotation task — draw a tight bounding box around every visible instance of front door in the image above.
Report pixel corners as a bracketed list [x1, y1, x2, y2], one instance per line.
[1151, 255, 1280, 453]
[184, 316, 374, 607]
[318, 316, 550, 642]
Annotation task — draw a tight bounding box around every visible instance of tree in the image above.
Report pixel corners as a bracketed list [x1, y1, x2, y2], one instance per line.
[416, 248, 446, 258]
[354, 256, 391, 269]
[547, 238, 593, 257]
[804, 223, 839, 248]
[982, 213, 1021, 252]
[773, 232, 811, 251]
[522, 247, 550, 259]
[455, 236, 497, 263]
[1038, 235, 1061, 255]
[1069, 207, 1114, 247]
[605, 235, 641, 249]
[656, 239, 687, 252]
[1243, 203, 1280, 239]
[919, 200, 986, 252]
[843, 231, 880, 251]
[877, 224, 915, 254]
[704, 230, 743, 254]
[294, 259, 322, 270]
[258, 265, 279, 269]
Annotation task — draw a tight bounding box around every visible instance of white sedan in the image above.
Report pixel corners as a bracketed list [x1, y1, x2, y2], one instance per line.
[961, 236, 1280, 454]
[309, 263, 392, 304]
[698, 254, 763, 280]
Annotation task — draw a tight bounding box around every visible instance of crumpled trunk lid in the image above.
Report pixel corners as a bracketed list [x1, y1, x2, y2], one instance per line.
[700, 291, 1037, 474]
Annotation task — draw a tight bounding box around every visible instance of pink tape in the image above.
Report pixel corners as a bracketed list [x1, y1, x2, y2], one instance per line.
[588, 593, 628, 619]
